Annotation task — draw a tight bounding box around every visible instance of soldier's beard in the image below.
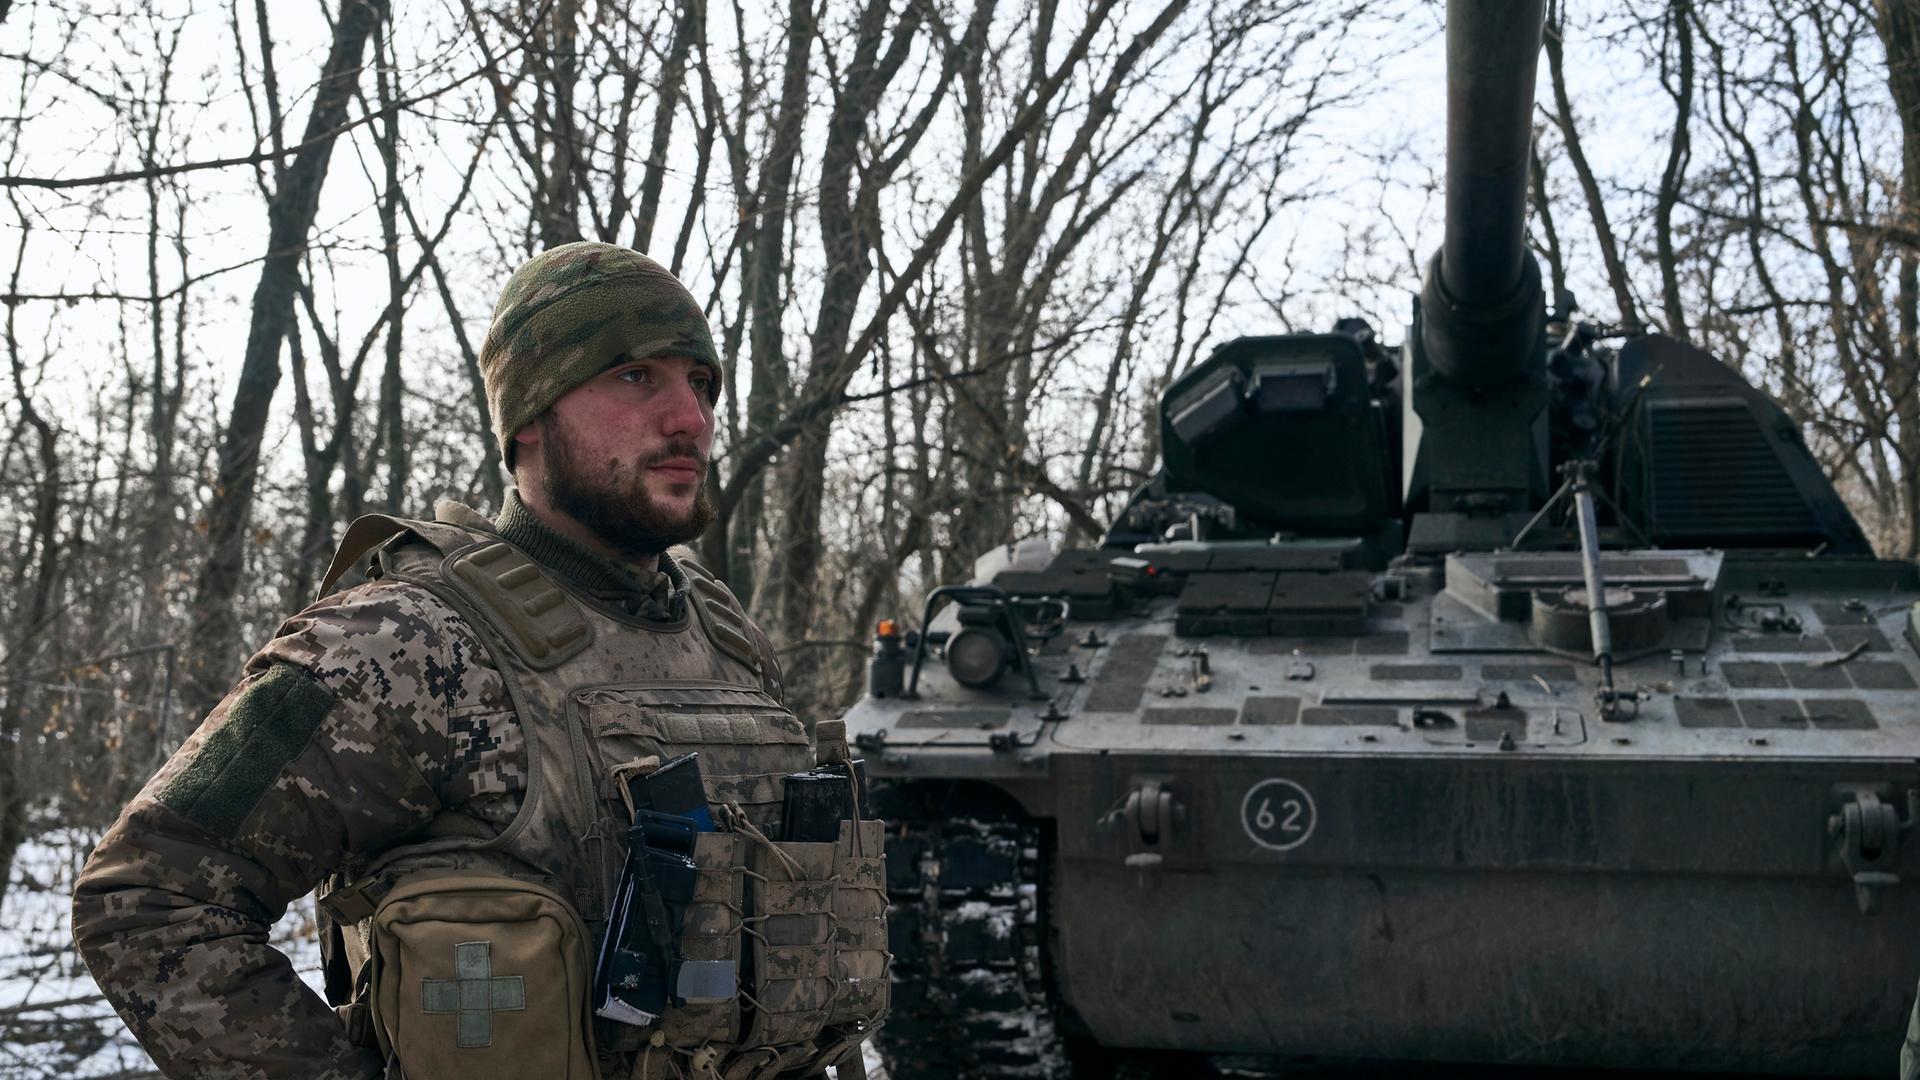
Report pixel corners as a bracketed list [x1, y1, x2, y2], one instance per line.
[539, 416, 716, 559]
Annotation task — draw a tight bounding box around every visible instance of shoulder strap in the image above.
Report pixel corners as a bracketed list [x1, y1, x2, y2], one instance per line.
[443, 541, 593, 670]
[317, 810, 508, 925]
[318, 505, 592, 672]
[745, 621, 786, 706]
[315, 509, 501, 600]
[671, 549, 783, 700]
[316, 515, 414, 600]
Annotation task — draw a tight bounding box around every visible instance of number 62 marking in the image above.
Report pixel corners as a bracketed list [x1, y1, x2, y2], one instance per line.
[1241, 778, 1317, 851]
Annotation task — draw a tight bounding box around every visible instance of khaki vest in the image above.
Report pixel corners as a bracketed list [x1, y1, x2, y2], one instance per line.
[315, 504, 887, 1080]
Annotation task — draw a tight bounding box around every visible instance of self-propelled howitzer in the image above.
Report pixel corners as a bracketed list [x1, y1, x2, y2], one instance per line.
[843, 0, 1918, 1075]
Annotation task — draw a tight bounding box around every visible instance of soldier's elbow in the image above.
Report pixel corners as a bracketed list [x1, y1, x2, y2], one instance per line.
[69, 834, 162, 956]
[69, 851, 121, 955]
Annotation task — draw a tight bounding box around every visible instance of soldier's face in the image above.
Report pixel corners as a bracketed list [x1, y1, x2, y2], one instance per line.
[533, 353, 718, 557]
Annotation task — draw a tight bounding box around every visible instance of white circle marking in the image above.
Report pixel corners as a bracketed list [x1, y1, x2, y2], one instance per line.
[1241, 778, 1317, 851]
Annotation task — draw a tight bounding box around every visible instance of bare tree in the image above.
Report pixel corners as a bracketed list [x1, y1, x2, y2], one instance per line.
[0, 212, 65, 909]
[186, 0, 388, 708]
[1651, 0, 1694, 340]
[1543, 0, 1643, 333]
[716, 0, 818, 605]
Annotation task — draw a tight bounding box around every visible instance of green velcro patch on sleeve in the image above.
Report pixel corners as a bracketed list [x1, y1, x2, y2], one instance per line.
[158, 662, 337, 837]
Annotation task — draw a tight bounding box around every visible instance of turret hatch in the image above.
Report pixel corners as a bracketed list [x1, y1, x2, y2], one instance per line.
[1431, 550, 1722, 659]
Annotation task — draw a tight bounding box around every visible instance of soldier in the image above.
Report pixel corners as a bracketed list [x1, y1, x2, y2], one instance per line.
[72, 242, 887, 1079]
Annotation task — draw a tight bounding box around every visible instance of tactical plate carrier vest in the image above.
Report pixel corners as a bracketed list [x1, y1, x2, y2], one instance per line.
[314, 504, 888, 1080]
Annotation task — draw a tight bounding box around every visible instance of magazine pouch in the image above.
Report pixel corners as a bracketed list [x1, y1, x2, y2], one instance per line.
[649, 829, 748, 1048]
[741, 818, 889, 1048]
[824, 818, 889, 1027]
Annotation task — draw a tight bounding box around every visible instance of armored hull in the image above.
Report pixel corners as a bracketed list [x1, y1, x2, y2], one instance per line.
[847, 547, 1920, 1075]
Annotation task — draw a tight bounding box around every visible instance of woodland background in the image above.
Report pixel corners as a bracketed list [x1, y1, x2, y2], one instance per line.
[0, 0, 1913, 1027]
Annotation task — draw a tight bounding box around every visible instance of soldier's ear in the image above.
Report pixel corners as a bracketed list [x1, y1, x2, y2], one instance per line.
[508, 417, 544, 471]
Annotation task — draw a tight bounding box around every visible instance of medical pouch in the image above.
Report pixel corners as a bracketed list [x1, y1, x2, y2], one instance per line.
[366, 870, 596, 1080]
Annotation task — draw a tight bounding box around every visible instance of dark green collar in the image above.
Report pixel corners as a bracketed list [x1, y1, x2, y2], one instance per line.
[495, 490, 665, 597]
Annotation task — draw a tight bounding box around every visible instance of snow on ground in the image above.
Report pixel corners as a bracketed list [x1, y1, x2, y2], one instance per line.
[0, 829, 885, 1079]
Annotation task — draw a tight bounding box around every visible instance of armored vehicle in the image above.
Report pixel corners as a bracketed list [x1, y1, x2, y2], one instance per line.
[842, 0, 1920, 1075]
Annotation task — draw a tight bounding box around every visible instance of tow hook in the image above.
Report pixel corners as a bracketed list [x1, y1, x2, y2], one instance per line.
[1829, 786, 1919, 914]
[1119, 778, 1185, 869]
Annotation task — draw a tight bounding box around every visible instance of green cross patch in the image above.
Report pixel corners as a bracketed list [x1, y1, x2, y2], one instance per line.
[421, 941, 526, 1048]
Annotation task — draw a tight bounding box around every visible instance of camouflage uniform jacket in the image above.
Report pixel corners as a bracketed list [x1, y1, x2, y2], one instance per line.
[71, 495, 777, 1080]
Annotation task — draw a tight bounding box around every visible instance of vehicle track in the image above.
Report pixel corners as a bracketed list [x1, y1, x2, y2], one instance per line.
[871, 789, 1065, 1080]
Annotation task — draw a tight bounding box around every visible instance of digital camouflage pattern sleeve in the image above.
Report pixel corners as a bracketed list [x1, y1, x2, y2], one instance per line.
[71, 580, 524, 1080]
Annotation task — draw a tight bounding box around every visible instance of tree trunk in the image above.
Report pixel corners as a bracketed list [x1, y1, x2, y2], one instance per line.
[376, 31, 408, 513]
[0, 232, 64, 915]
[710, 0, 1135, 542]
[186, 0, 385, 710]
[769, 0, 918, 706]
[1529, 137, 1569, 306]
[417, 238, 504, 509]
[1544, 3, 1641, 332]
[632, 0, 697, 253]
[948, 0, 1183, 567]
[729, 0, 815, 604]
[535, 0, 585, 247]
[1875, 0, 1920, 552]
[138, 24, 185, 586]
[285, 319, 333, 612]
[1653, 0, 1693, 341]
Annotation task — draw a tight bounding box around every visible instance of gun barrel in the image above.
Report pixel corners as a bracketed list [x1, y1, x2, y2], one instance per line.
[1420, 0, 1548, 387]
[1440, 0, 1546, 307]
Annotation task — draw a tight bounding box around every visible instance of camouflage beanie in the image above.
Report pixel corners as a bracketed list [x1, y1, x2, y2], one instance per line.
[480, 241, 721, 462]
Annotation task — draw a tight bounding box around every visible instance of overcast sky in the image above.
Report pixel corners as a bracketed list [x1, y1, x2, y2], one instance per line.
[0, 0, 1790, 483]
